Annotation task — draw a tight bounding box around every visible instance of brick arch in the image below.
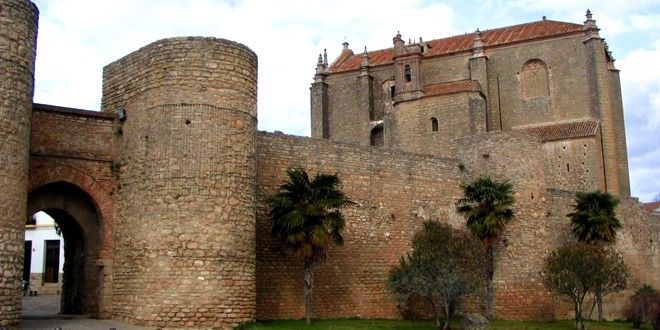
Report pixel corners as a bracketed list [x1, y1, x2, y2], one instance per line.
[29, 163, 115, 259]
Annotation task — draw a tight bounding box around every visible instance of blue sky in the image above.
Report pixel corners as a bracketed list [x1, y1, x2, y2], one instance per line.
[30, 0, 659, 202]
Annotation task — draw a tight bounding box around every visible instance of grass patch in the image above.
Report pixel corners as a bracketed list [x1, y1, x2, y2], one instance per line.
[238, 318, 651, 329]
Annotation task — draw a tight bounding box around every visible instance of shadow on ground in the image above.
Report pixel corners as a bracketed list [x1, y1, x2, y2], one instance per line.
[21, 295, 150, 330]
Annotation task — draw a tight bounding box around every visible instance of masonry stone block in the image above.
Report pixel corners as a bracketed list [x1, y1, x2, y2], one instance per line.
[0, 0, 37, 327]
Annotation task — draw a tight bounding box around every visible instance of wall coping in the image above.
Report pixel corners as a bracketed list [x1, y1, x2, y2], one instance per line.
[33, 103, 116, 120]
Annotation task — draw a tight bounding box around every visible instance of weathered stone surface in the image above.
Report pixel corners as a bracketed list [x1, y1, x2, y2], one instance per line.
[0, 3, 656, 328]
[0, 0, 38, 327]
[103, 37, 258, 329]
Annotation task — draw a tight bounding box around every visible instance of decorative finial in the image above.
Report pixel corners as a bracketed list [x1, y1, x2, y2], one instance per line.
[393, 31, 404, 46]
[323, 49, 328, 65]
[542, 15, 546, 21]
[361, 46, 370, 68]
[583, 8, 599, 37]
[315, 51, 327, 76]
[472, 29, 485, 58]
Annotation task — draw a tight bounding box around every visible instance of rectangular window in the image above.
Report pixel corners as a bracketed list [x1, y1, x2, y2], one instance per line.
[43, 240, 60, 283]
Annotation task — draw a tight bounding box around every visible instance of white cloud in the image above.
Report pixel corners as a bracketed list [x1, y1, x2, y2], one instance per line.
[618, 39, 660, 202]
[32, 0, 458, 135]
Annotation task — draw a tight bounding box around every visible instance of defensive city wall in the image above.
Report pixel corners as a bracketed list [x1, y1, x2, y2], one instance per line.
[0, 0, 658, 328]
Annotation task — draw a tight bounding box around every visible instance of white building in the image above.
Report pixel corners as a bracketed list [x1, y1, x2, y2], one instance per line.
[24, 212, 64, 294]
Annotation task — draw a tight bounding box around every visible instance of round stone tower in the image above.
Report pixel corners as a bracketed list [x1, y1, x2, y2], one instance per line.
[0, 0, 38, 327]
[102, 37, 258, 328]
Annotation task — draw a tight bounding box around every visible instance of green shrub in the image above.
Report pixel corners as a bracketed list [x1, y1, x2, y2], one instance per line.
[626, 284, 660, 329]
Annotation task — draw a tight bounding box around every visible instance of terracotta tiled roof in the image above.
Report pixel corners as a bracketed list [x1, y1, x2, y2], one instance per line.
[328, 20, 583, 73]
[643, 201, 660, 213]
[422, 80, 480, 97]
[520, 120, 599, 142]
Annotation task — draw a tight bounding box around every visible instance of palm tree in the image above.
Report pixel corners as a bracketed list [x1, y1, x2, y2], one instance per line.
[567, 190, 622, 321]
[456, 176, 515, 320]
[268, 167, 353, 324]
[568, 191, 621, 245]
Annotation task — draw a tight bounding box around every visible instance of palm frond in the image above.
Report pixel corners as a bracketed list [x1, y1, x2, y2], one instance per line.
[268, 167, 352, 263]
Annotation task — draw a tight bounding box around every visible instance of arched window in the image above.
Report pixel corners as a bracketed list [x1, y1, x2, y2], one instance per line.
[370, 125, 383, 147]
[404, 64, 412, 83]
[519, 59, 549, 99]
[430, 117, 438, 132]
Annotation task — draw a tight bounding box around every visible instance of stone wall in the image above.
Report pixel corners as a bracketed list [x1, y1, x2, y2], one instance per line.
[28, 103, 117, 259]
[485, 36, 591, 130]
[541, 137, 604, 192]
[0, 0, 38, 327]
[385, 92, 486, 157]
[452, 132, 555, 320]
[103, 37, 258, 328]
[255, 132, 464, 319]
[254, 129, 657, 322]
[546, 189, 660, 319]
[27, 104, 118, 318]
[30, 104, 116, 162]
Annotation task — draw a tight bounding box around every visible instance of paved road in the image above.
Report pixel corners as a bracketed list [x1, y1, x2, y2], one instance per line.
[21, 295, 151, 330]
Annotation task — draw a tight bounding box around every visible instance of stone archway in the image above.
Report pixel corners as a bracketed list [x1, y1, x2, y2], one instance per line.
[27, 182, 104, 317]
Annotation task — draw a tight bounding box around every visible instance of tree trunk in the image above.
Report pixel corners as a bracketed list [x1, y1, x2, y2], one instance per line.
[428, 296, 442, 330]
[574, 299, 582, 330]
[596, 291, 604, 322]
[486, 245, 495, 321]
[443, 298, 451, 330]
[304, 261, 315, 325]
[588, 293, 596, 320]
[574, 294, 586, 330]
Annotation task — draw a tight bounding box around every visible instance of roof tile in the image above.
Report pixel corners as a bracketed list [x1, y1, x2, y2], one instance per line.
[328, 20, 583, 73]
[520, 120, 599, 142]
[642, 201, 660, 213]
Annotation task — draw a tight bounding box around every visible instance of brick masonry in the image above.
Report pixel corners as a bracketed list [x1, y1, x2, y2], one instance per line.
[102, 37, 258, 329]
[0, 1, 657, 328]
[255, 132, 463, 319]
[27, 104, 117, 318]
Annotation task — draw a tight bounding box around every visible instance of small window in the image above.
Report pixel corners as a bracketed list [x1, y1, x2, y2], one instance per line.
[430, 117, 438, 131]
[390, 86, 396, 100]
[370, 125, 384, 147]
[404, 65, 412, 82]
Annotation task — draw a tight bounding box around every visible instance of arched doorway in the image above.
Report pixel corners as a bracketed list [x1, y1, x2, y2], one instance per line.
[26, 181, 103, 316]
